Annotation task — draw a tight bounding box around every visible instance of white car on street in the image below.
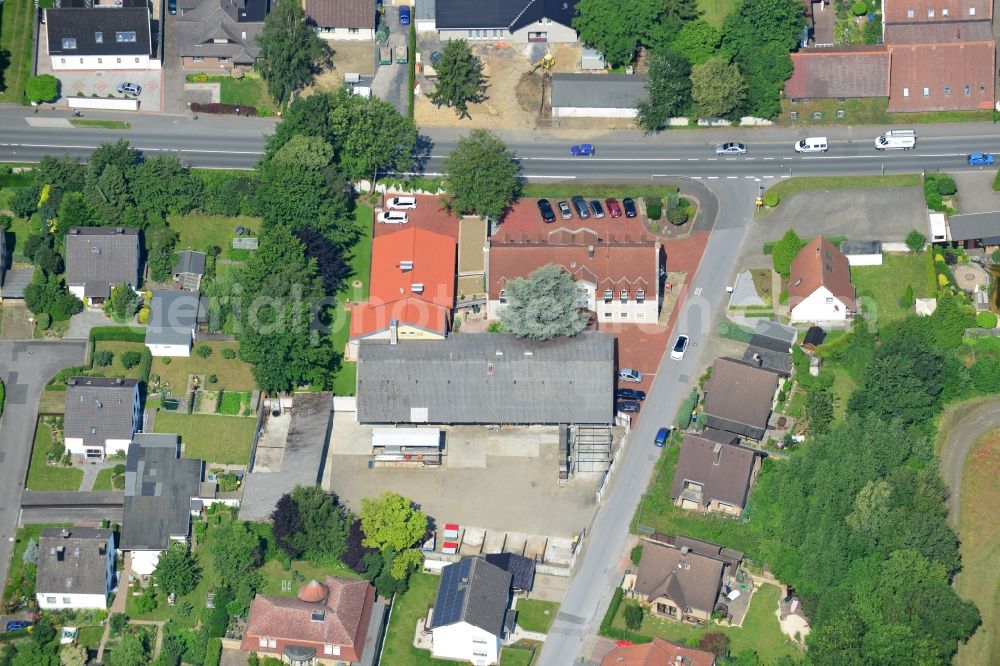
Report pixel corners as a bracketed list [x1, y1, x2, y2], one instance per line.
[377, 211, 409, 224]
[670, 335, 689, 360]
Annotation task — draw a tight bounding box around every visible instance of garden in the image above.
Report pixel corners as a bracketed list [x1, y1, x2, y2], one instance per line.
[153, 412, 257, 465]
[26, 416, 83, 492]
[833, 0, 881, 46]
[184, 72, 277, 113]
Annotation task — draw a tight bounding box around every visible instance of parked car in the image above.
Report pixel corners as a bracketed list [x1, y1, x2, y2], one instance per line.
[605, 198, 623, 218]
[168, 0, 176, 13]
[619, 368, 643, 383]
[557, 200, 573, 219]
[670, 334, 689, 360]
[616, 388, 647, 401]
[6, 621, 31, 632]
[616, 399, 640, 413]
[537, 198, 556, 223]
[387, 196, 417, 210]
[399, 5, 410, 24]
[589, 199, 605, 218]
[715, 142, 747, 156]
[622, 197, 637, 218]
[570, 144, 596, 157]
[571, 195, 590, 219]
[968, 152, 995, 166]
[654, 427, 671, 447]
[376, 211, 408, 224]
[117, 82, 141, 96]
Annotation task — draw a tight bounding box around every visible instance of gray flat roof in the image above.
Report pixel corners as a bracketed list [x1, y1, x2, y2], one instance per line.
[948, 212, 1000, 242]
[550, 73, 648, 109]
[146, 290, 200, 347]
[840, 240, 882, 255]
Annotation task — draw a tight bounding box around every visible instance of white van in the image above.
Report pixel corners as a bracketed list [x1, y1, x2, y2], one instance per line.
[875, 129, 916, 150]
[794, 137, 828, 153]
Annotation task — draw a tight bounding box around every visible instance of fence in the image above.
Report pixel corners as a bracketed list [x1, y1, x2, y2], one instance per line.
[68, 98, 140, 111]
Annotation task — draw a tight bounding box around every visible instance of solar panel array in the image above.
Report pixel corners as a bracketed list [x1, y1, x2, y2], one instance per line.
[431, 558, 471, 628]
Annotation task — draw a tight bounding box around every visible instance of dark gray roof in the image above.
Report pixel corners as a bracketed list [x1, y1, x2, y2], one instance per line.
[948, 212, 1000, 243]
[36, 528, 113, 597]
[483, 553, 536, 591]
[802, 326, 826, 347]
[550, 73, 648, 109]
[670, 434, 761, 510]
[840, 240, 882, 255]
[175, 0, 267, 63]
[121, 434, 202, 551]
[743, 320, 796, 377]
[357, 333, 614, 425]
[742, 345, 793, 377]
[435, 0, 577, 30]
[173, 250, 207, 276]
[430, 557, 512, 635]
[46, 7, 151, 57]
[145, 290, 200, 347]
[64, 377, 138, 449]
[1, 267, 34, 299]
[64, 228, 141, 299]
[0, 229, 6, 285]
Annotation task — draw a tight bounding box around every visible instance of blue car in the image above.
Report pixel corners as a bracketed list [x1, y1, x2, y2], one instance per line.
[6, 620, 31, 632]
[968, 152, 995, 166]
[570, 144, 596, 157]
[654, 427, 671, 448]
[399, 6, 410, 24]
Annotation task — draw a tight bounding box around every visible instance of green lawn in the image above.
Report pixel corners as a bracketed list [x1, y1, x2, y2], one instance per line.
[515, 599, 558, 633]
[697, 0, 740, 25]
[92, 342, 146, 380]
[153, 341, 256, 392]
[7, 212, 36, 257]
[0, 0, 37, 103]
[851, 252, 930, 322]
[185, 74, 275, 111]
[69, 119, 131, 130]
[521, 184, 678, 200]
[77, 626, 106, 649]
[329, 205, 374, 396]
[762, 174, 921, 208]
[612, 584, 801, 663]
[166, 212, 261, 253]
[93, 466, 125, 491]
[153, 412, 256, 465]
[258, 558, 362, 597]
[26, 418, 83, 491]
[499, 646, 536, 666]
[382, 572, 454, 665]
[3, 524, 71, 610]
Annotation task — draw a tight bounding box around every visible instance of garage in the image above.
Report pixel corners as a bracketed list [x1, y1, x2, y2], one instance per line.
[550, 73, 648, 119]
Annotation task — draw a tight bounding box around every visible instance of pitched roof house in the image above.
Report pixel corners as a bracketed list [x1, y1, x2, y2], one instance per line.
[172, 250, 206, 291]
[788, 236, 855, 323]
[305, 0, 376, 40]
[784, 47, 891, 99]
[63, 377, 141, 459]
[601, 638, 717, 666]
[45, 2, 155, 71]
[483, 553, 536, 592]
[175, 0, 269, 68]
[741, 319, 797, 377]
[886, 41, 995, 112]
[632, 540, 727, 625]
[64, 227, 141, 303]
[430, 557, 514, 664]
[701, 358, 779, 440]
[431, 0, 580, 43]
[670, 433, 763, 516]
[35, 527, 116, 610]
[357, 333, 614, 425]
[241, 577, 377, 663]
[145, 290, 203, 357]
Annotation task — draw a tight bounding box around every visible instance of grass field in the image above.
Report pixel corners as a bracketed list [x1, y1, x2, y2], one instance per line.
[762, 174, 922, 207]
[499, 646, 536, 666]
[515, 600, 558, 634]
[0, 0, 36, 104]
[776, 97, 995, 127]
[7, 213, 36, 257]
[92, 342, 146, 380]
[26, 418, 83, 491]
[166, 213, 262, 253]
[697, 0, 741, 25]
[185, 74, 275, 111]
[851, 252, 930, 322]
[258, 558, 362, 597]
[93, 465, 125, 491]
[70, 119, 131, 129]
[155, 341, 255, 392]
[153, 411, 256, 464]
[329, 205, 374, 396]
[382, 572, 454, 665]
[954, 427, 1000, 665]
[77, 625, 106, 649]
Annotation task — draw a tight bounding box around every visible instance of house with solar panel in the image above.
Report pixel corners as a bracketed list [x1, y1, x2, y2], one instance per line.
[429, 557, 515, 665]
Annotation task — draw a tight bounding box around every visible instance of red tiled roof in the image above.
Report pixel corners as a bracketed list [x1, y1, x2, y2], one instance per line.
[304, 0, 376, 29]
[297, 580, 328, 603]
[883, 0, 991, 25]
[601, 637, 716, 666]
[886, 41, 995, 111]
[788, 236, 855, 309]
[350, 299, 451, 337]
[785, 48, 890, 98]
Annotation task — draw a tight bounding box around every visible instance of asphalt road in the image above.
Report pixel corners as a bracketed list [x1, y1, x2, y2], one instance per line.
[0, 341, 87, 593]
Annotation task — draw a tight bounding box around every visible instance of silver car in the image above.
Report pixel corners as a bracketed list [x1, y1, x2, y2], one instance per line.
[714, 142, 747, 156]
[117, 82, 142, 97]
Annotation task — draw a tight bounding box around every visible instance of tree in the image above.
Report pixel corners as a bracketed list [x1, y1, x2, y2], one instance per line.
[32, 615, 57, 651]
[690, 57, 747, 119]
[901, 284, 915, 310]
[121, 350, 142, 369]
[289, 485, 350, 564]
[87, 140, 139, 183]
[443, 129, 521, 220]
[24, 270, 84, 321]
[736, 42, 792, 119]
[572, 0, 674, 67]
[295, 227, 348, 293]
[499, 264, 589, 341]
[697, 632, 731, 657]
[359, 492, 428, 553]
[109, 613, 128, 635]
[153, 543, 201, 596]
[94, 350, 114, 367]
[670, 19, 720, 66]
[977, 310, 998, 328]
[11, 643, 56, 666]
[26, 75, 59, 104]
[22, 540, 38, 565]
[255, 0, 329, 106]
[771, 228, 806, 277]
[905, 229, 927, 253]
[805, 386, 833, 435]
[106, 284, 141, 322]
[107, 632, 148, 666]
[58, 644, 87, 666]
[327, 89, 418, 182]
[128, 156, 202, 219]
[146, 225, 179, 283]
[341, 518, 375, 573]
[389, 548, 424, 580]
[637, 50, 692, 132]
[429, 40, 487, 118]
[211, 520, 264, 613]
[623, 603, 643, 630]
[55, 193, 98, 242]
[271, 492, 304, 558]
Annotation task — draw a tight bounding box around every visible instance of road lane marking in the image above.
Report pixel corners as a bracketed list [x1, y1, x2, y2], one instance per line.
[2, 143, 264, 155]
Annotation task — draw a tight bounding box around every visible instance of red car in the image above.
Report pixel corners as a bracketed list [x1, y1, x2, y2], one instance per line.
[605, 198, 623, 218]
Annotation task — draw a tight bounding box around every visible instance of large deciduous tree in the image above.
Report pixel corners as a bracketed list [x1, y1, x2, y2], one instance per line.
[690, 57, 747, 119]
[271, 492, 304, 559]
[670, 19, 720, 66]
[429, 40, 487, 118]
[328, 90, 418, 182]
[637, 50, 692, 132]
[24, 270, 83, 321]
[572, 0, 685, 67]
[153, 542, 201, 596]
[288, 485, 350, 564]
[443, 129, 521, 220]
[211, 520, 264, 614]
[256, 0, 330, 106]
[359, 492, 427, 553]
[499, 264, 589, 341]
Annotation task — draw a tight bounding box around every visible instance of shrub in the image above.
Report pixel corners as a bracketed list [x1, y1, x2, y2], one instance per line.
[901, 284, 915, 309]
[666, 206, 688, 225]
[197, 345, 212, 358]
[137, 307, 149, 324]
[121, 351, 142, 369]
[94, 350, 114, 367]
[935, 174, 957, 196]
[623, 603, 644, 630]
[762, 192, 779, 207]
[205, 638, 223, 666]
[630, 545, 643, 565]
[905, 229, 926, 253]
[976, 311, 998, 328]
[109, 612, 128, 635]
[26, 74, 59, 103]
[190, 102, 257, 116]
[222, 348, 236, 359]
[162, 358, 172, 365]
[646, 197, 662, 220]
[36, 312, 52, 330]
[137, 348, 153, 383]
[207, 374, 218, 384]
[851, 1, 868, 14]
[698, 632, 732, 657]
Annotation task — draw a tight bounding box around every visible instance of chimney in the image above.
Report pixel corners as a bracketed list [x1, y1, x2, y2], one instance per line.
[116, 227, 124, 234]
[389, 319, 398, 345]
[61, 529, 70, 538]
[752, 352, 762, 366]
[57, 546, 65, 561]
[69, 229, 79, 235]
[67, 378, 77, 386]
[713, 442, 722, 465]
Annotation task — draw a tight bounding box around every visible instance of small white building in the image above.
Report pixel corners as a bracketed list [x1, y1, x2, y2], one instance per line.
[145, 290, 203, 357]
[63, 377, 141, 459]
[35, 528, 116, 610]
[788, 236, 856, 324]
[430, 557, 514, 665]
[46, 4, 158, 71]
[551, 73, 647, 119]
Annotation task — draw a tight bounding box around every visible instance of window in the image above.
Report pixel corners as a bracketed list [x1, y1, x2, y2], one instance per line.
[825, 297, 834, 303]
[603, 289, 612, 303]
[603, 312, 612, 318]
[620, 312, 628, 318]
[115, 31, 137, 43]
[636, 312, 645, 319]
[134, 58, 139, 63]
[324, 645, 340, 655]
[267, 638, 276, 648]
[258, 637, 268, 648]
[965, 84, 972, 95]
[348, 27, 359, 33]
[907, 8, 914, 17]
[95, 31, 103, 43]
[192, 56, 204, 63]
[468, 30, 474, 37]
[116, 58, 121, 63]
[636, 289, 645, 303]
[63, 597, 71, 604]
[944, 85, 951, 95]
[98, 58, 102, 63]
[942, 7, 949, 15]
[499, 289, 507, 304]
[903, 87, 909, 97]
[970, 6, 976, 14]
[46, 597, 56, 604]
[62, 37, 77, 49]
[927, 8, 934, 16]
[922, 87, 929, 96]
[620, 290, 628, 303]
[60, 58, 66, 63]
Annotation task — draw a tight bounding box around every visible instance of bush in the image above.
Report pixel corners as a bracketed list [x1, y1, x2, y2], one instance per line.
[36, 312, 52, 330]
[901, 284, 915, 309]
[121, 351, 142, 369]
[762, 192, 779, 207]
[993, 168, 1000, 192]
[666, 206, 688, 225]
[630, 545, 643, 565]
[976, 311, 998, 328]
[190, 102, 257, 116]
[646, 197, 662, 220]
[162, 358, 172, 365]
[94, 350, 114, 367]
[675, 388, 699, 429]
[205, 638, 223, 666]
[137, 348, 153, 383]
[196, 345, 212, 358]
[851, 0, 868, 14]
[935, 174, 957, 196]
[207, 374, 218, 384]
[623, 603, 644, 630]
[26, 74, 59, 103]
[222, 348, 237, 359]
[905, 229, 926, 252]
[137, 307, 149, 325]
[109, 612, 128, 635]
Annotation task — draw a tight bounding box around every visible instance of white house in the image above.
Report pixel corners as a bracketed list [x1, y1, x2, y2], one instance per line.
[45, 3, 158, 71]
[788, 236, 856, 324]
[145, 290, 203, 357]
[35, 528, 116, 610]
[550, 73, 648, 119]
[431, 0, 579, 43]
[63, 378, 141, 459]
[430, 557, 513, 665]
[305, 0, 376, 40]
[65, 227, 141, 306]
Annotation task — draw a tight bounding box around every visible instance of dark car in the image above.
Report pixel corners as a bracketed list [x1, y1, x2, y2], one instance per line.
[622, 197, 637, 218]
[168, 0, 176, 13]
[615, 388, 647, 401]
[399, 6, 410, 24]
[6, 621, 31, 632]
[536, 199, 556, 223]
[654, 427, 671, 447]
[589, 199, 605, 218]
[616, 399, 640, 413]
[557, 200, 573, 219]
[571, 195, 590, 219]
[605, 198, 622, 218]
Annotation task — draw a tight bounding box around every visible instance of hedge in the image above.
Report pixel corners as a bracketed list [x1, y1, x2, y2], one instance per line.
[925, 250, 938, 294]
[137, 347, 153, 383]
[993, 168, 1000, 192]
[598, 587, 653, 644]
[675, 388, 699, 429]
[191, 102, 258, 116]
[205, 638, 223, 666]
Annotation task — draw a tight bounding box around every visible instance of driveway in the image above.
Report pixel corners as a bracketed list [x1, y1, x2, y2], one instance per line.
[937, 396, 1000, 528]
[949, 170, 1000, 214]
[0, 341, 87, 591]
[65, 308, 117, 340]
[370, 4, 407, 115]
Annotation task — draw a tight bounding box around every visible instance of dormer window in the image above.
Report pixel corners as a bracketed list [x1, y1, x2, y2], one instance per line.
[115, 31, 137, 43]
[95, 31, 103, 43]
[62, 38, 77, 50]
[620, 290, 628, 303]
[499, 289, 507, 304]
[636, 289, 645, 303]
[399, 260, 413, 271]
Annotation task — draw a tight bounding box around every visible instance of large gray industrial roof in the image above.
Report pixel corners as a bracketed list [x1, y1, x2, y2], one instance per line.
[550, 73, 648, 109]
[357, 333, 614, 425]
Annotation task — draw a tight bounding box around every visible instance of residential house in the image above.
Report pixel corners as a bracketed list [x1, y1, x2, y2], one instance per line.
[670, 433, 763, 516]
[483, 553, 535, 593]
[305, 0, 376, 40]
[936, 211, 1000, 249]
[430, 557, 514, 665]
[172, 250, 207, 291]
[120, 434, 203, 575]
[430, 0, 579, 43]
[601, 637, 717, 666]
[241, 577, 376, 664]
[35, 527, 115, 610]
[65, 227, 141, 305]
[63, 377, 141, 459]
[175, 0, 270, 69]
[348, 228, 456, 358]
[356, 333, 614, 426]
[145, 290, 203, 357]
[45, 0, 156, 71]
[701, 358, 779, 440]
[788, 236, 855, 324]
[488, 225, 661, 323]
[550, 73, 648, 119]
[741, 319, 797, 377]
[785, 47, 891, 100]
